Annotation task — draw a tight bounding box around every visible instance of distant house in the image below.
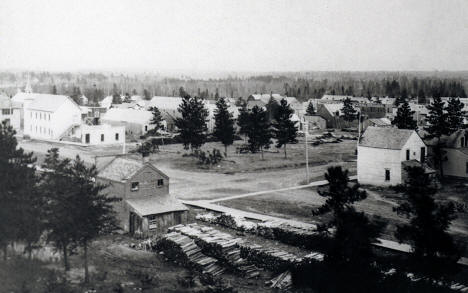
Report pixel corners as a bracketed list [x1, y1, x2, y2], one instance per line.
[362, 117, 392, 131]
[97, 157, 188, 235]
[79, 95, 88, 105]
[101, 108, 155, 137]
[316, 103, 359, 129]
[425, 129, 468, 178]
[358, 127, 432, 186]
[0, 94, 21, 130]
[99, 96, 113, 109]
[321, 95, 372, 104]
[302, 114, 326, 130]
[246, 99, 266, 110]
[23, 93, 82, 140]
[74, 124, 125, 145]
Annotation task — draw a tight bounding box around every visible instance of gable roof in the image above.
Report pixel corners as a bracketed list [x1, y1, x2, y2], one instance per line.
[149, 96, 183, 110]
[98, 157, 168, 183]
[126, 196, 187, 217]
[25, 93, 79, 112]
[359, 126, 417, 150]
[101, 108, 153, 124]
[424, 129, 468, 148]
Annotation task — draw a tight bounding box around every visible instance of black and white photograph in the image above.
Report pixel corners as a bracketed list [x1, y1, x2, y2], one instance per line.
[0, 0, 468, 292]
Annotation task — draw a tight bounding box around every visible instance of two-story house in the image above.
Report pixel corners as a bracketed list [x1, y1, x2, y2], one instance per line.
[357, 127, 431, 186]
[97, 157, 188, 236]
[428, 129, 468, 178]
[23, 93, 82, 140]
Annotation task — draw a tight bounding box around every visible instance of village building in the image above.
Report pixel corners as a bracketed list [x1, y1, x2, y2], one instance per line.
[101, 108, 155, 137]
[424, 129, 468, 178]
[99, 96, 113, 109]
[301, 114, 326, 130]
[97, 157, 188, 235]
[79, 95, 88, 105]
[357, 127, 431, 186]
[23, 93, 82, 140]
[316, 103, 359, 129]
[0, 94, 21, 130]
[72, 124, 125, 145]
[321, 95, 373, 104]
[362, 117, 392, 131]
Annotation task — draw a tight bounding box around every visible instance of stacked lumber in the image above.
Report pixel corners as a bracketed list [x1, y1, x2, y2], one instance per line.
[196, 213, 327, 250]
[169, 223, 261, 278]
[239, 243, 303, 273]
[267, 271, 293, 290]
[155, 231, 225, 277]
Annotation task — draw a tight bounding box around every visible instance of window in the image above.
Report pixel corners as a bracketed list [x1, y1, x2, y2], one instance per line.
[40, 113, 42, 120]
[148, 215, 157, 230]
[48, 114, 50, 121]
[157, 179, 164, 187]
[2, 109, 11, 115]
[131, 182, 139, 191]
[145, 125, 148, 131]
[406, 149, 410, 160]
[101, 134, 104, 142]
[385, 169, 390, 181]
[35, 112, 37, 119]
[115, 133, 119, 141]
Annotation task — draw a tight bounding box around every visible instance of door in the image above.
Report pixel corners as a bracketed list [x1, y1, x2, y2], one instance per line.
[420, 147, 425, 163]
[85, 133, 90, 144]
[129, 212, 135, 234]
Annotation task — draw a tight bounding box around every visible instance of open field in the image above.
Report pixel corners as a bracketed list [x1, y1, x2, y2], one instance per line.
[218, 181, 468, 255]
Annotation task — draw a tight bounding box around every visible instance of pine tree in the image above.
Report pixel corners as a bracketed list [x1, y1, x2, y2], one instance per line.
[246, 105, 272, 159]
[40, 148, 76, 271]
[265, 96, 279, 122]
[425, 96, 450, 176]
[313, 166, 384, 283]
[341, 98, 357, 122]
[70, 156, 120, 283]
[143, 89, 151, 100]
[175, 95, 209, 150]
[0, 121, 39, 260]
[394, 166, 461, 279]
[51, 85, 57, 95]
[306, 101, 315, 115]
[149, 106, 164, 135]
[237, 101, 250, 138]
[213, 97, 235, 155]
[391, 101, 417, 129]
[272, 99, 298, 158]
[446, 97, 464, 133]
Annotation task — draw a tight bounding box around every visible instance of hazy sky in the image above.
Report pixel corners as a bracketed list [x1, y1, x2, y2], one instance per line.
[0, 0, 467, 72]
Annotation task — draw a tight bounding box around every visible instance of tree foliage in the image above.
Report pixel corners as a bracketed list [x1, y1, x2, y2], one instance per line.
[306, 101, 315, 115]
[245, 105, 272, 159]
[446, 97, 465, 132]
[272, 99, 298, 158]
[341, 98, 357, 122]
[149, 106, 164, 134]
[394, 166, 462, 279]
[175, 95, 209, 150]
[391, 101, 417, 130]
[213, 97, 235, 154]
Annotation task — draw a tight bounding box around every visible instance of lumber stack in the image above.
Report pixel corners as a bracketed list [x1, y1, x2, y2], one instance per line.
[267, 271, 293, 290]
[169, 223, 261, 278]
[155, 231, 225, 277]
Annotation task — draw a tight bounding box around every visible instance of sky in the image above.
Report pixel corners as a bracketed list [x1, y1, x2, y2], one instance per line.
[0, 0, 467, 72]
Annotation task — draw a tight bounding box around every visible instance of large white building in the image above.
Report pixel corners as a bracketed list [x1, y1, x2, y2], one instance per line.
[23, 94, 82, 140]
[357, 127, 428, 186]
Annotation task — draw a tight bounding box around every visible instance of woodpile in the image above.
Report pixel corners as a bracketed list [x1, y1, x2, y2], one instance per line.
[155, 231, 225, 277]
[168, 223, 261, 278]
[196, 213, 329, 250]
[267, 271, 293, 290]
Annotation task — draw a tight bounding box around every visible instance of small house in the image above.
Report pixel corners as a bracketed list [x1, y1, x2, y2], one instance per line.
[97, 157, 188, 236]
[358, 127, 431, 186]
[101, 108, 155, 137]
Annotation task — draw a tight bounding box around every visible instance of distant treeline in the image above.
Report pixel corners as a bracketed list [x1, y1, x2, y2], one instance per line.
[0, 71, 466, 104]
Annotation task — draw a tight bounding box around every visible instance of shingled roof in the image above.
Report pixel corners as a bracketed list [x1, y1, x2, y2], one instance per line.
[98, 157, 145, 182]
[359, 126, 416, 150]
[126, 196, 188, 216]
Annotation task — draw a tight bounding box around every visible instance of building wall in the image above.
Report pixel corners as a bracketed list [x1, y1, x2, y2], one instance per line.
[100, 119, 154, 137]
[96, 179, 129, 231]
[145, 211, 188, 234]
[0, 107, 20, 130]
[125, 165, 169, 197]
[24, 100, 81, 140]
[400, 133, 427, 163]
[78, 124, 125, 145]
[357, 146, 402, 186]
[443, 149, 468, 178]
[303, 115, 326, 130]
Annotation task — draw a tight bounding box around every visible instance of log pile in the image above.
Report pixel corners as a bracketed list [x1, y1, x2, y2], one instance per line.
[267, 271, 293, 290]
[155, 231, 225, 277]
[196, 213, 328, 250]
[169, 223, 261, 278]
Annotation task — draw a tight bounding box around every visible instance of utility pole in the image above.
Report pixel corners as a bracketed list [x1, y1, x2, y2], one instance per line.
[305, 122, 309, 183]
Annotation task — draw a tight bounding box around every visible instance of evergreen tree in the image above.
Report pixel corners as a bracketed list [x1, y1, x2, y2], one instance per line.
[112, 93, 122, 104]
[40, 148, 76, 271]
[143, 89, 151, 100]
[306, 101, 315, 115]
[394, 166, 461, 279]
[237, 101, 250, 138]
[341, 98, 357, 122]
[70, 156, 120, 283]
[425, 96, 450, 176]
[149, 106, 164, 134]
[265, 96, 279, 122]
[0, 121, 39, 260]
[51, 85, 57, 95]
[417, 89, 426, 104]
[245, 105, 272, 159]
[175, 95, 209, 150]
[213, 97, 235, 155]
[272, 99, 298, 158]
[123, 93, 131, 103]
[313, 166, 384, 286]
[446, 97, 465, 132]
[391, 101, 417, 129]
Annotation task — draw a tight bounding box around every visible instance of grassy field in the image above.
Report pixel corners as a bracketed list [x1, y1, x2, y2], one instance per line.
[218, 180, 468, 254]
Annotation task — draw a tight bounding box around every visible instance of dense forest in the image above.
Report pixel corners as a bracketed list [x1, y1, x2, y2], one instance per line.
[0, 71, 466, 105]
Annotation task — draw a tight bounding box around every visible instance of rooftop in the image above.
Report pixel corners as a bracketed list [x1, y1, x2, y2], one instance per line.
[98, 157, 145, 182]
[101, 108, 153, 124]
[126, 196, 188, 217]
[359, 126, 416, 150]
